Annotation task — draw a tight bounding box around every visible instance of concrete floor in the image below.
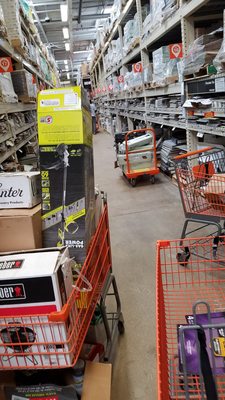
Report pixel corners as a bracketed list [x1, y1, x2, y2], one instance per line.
[93, 131, 184, 400]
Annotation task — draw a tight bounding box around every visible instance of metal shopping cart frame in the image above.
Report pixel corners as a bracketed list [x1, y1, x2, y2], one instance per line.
[0, 198, 124, 370]
[173, 147, 225, 262]
[156, 237, 225, 400]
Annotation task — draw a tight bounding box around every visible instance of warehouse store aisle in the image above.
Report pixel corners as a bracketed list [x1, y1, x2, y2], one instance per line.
[93, 132, 183, 400]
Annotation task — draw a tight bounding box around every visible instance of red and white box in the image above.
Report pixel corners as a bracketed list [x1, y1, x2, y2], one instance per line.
[0, 248, 74, 368]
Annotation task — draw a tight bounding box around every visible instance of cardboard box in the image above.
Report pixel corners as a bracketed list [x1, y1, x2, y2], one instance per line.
[204, 173, 225, 211]
[39, 144, 95, 266]
[81, 362, 112, 400]
[0, 248, 73, 368]
[0, 172, 41, 209]
[0, 205, 42, 252]
[37, 86, 92, 147]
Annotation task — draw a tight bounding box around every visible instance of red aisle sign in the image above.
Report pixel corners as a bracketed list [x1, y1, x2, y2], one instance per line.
[0, 57, 13, 73]
[169, 43, 183, 59]
[133, 62, 143, 73]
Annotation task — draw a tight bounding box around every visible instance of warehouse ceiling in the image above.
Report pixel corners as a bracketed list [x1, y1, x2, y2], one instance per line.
[32, 0, 114, 80]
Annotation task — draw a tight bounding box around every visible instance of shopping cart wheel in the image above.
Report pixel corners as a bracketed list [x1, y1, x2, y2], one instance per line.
[176, 247, 190, 266]
[150, 176, 155, 184]
[118, 320, 125, 335]
[130, 178, 137, 187]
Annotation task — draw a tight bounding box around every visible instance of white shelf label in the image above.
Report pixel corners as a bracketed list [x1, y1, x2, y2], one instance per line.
[64, 92, 78, 106]
[215, 77, 225, 92]
[40, 99, 60, 107]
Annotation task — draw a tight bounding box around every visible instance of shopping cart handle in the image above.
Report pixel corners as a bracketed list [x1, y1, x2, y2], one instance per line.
[174, 147, 213, 160]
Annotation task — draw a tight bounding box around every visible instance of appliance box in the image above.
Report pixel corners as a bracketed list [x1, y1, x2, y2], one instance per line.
[0, 248, 73, 368]
[0, 172, 41, 209]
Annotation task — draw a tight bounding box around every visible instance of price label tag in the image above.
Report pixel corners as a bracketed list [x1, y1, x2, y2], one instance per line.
[197, 132, 204, 138]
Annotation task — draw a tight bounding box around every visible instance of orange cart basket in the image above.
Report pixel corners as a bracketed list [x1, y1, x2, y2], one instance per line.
[0, 204, 112, 370]
[174, 147, 225, 221]
[156, 237, 225, 399]
[125, 128, 160, 179]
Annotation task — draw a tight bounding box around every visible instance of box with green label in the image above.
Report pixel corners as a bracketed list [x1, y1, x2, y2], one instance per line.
[37, 86, 92, 146]
[38, 87, 95, 265]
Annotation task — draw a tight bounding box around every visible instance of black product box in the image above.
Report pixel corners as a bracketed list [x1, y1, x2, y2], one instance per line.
[39, 144, 95, 266]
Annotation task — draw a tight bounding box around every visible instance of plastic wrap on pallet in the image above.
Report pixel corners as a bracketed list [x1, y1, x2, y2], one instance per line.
[1, 0, 23, 44]
[0, 73, 18, 103]
[183, 28, 223, 76]
[143, 0, 178, 37]
[143, 64, 153, 84]
[110, 0, 123, 24]
[0, 4, 7, 38]
[213, 38, 225, 72]
[123, 13, 140, 54]
[11, 70, 36, 100]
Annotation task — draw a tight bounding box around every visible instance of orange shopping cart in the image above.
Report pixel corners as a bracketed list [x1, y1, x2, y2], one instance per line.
[157, 237, 225, 400]
[173, 147, 225, 262]
[0, 201, 124, 369]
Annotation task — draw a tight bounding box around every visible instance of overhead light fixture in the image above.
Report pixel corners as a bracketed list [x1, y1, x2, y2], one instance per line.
[60, 4, 68, 22]
[73, 50, 92, 54]
[64, 60, 68, 65]
[65, 42, 70, 51]
[67, 72, 70, 79]
[62, 27, 69, 39]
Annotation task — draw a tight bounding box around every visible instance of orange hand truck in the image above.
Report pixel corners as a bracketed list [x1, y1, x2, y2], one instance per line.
[116, 128, 160, 187]
[173, 146, 225, 262]
[157, 237, 225, 399]
[0, 201, 124, 369]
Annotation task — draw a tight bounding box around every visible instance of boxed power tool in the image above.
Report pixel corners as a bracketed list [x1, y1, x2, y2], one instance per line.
[37, 87, 95, 265]
[0, 248, 74, 367]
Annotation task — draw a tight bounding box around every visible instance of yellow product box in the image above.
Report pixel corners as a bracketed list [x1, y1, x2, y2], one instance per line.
[37, 86, 92, 146]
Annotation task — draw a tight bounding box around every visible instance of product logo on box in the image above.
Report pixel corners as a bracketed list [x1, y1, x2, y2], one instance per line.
[0, 259, 24, 270]
[0, 284, 26, 301]
[0, 183, 23, 198]
[40, 116, 53, 124]
[0, 57, 13, 73]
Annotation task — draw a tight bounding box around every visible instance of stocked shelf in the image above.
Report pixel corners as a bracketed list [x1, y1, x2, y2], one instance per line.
[0, 131, 37, 164]
[0, 38, 53, 88]
[14, 121, 36, 136]
[0, 103, 36, 114]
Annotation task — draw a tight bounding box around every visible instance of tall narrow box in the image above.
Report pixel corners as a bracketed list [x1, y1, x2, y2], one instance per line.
[37, 87, 95, 266]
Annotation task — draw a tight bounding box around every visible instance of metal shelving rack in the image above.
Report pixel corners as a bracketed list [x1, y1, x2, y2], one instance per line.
[91, 0, 225, 150]
[0, 26, 55, 166]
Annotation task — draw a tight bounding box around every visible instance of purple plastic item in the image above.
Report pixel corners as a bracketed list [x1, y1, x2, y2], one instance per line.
[178, 312, 225, 374]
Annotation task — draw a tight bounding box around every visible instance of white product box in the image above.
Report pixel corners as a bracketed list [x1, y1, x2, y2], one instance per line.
[0, 172, 41, 209]
[0, 248, 74, 367]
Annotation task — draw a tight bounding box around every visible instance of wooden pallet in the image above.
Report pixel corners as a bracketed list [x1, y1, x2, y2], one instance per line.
[19, 96, 36, 104]
[184, 64, 217, 80]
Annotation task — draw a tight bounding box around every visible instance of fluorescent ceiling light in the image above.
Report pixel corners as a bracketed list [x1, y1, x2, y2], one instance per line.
[73, 50, 92, 54]
[67, 72, 70, 79]
[64, 60, 68, 65]
[60, 4, 68, 22]
[103, 6, 112, 14]
[65, 42, 70, 51]
[63, 27, 69, 39]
